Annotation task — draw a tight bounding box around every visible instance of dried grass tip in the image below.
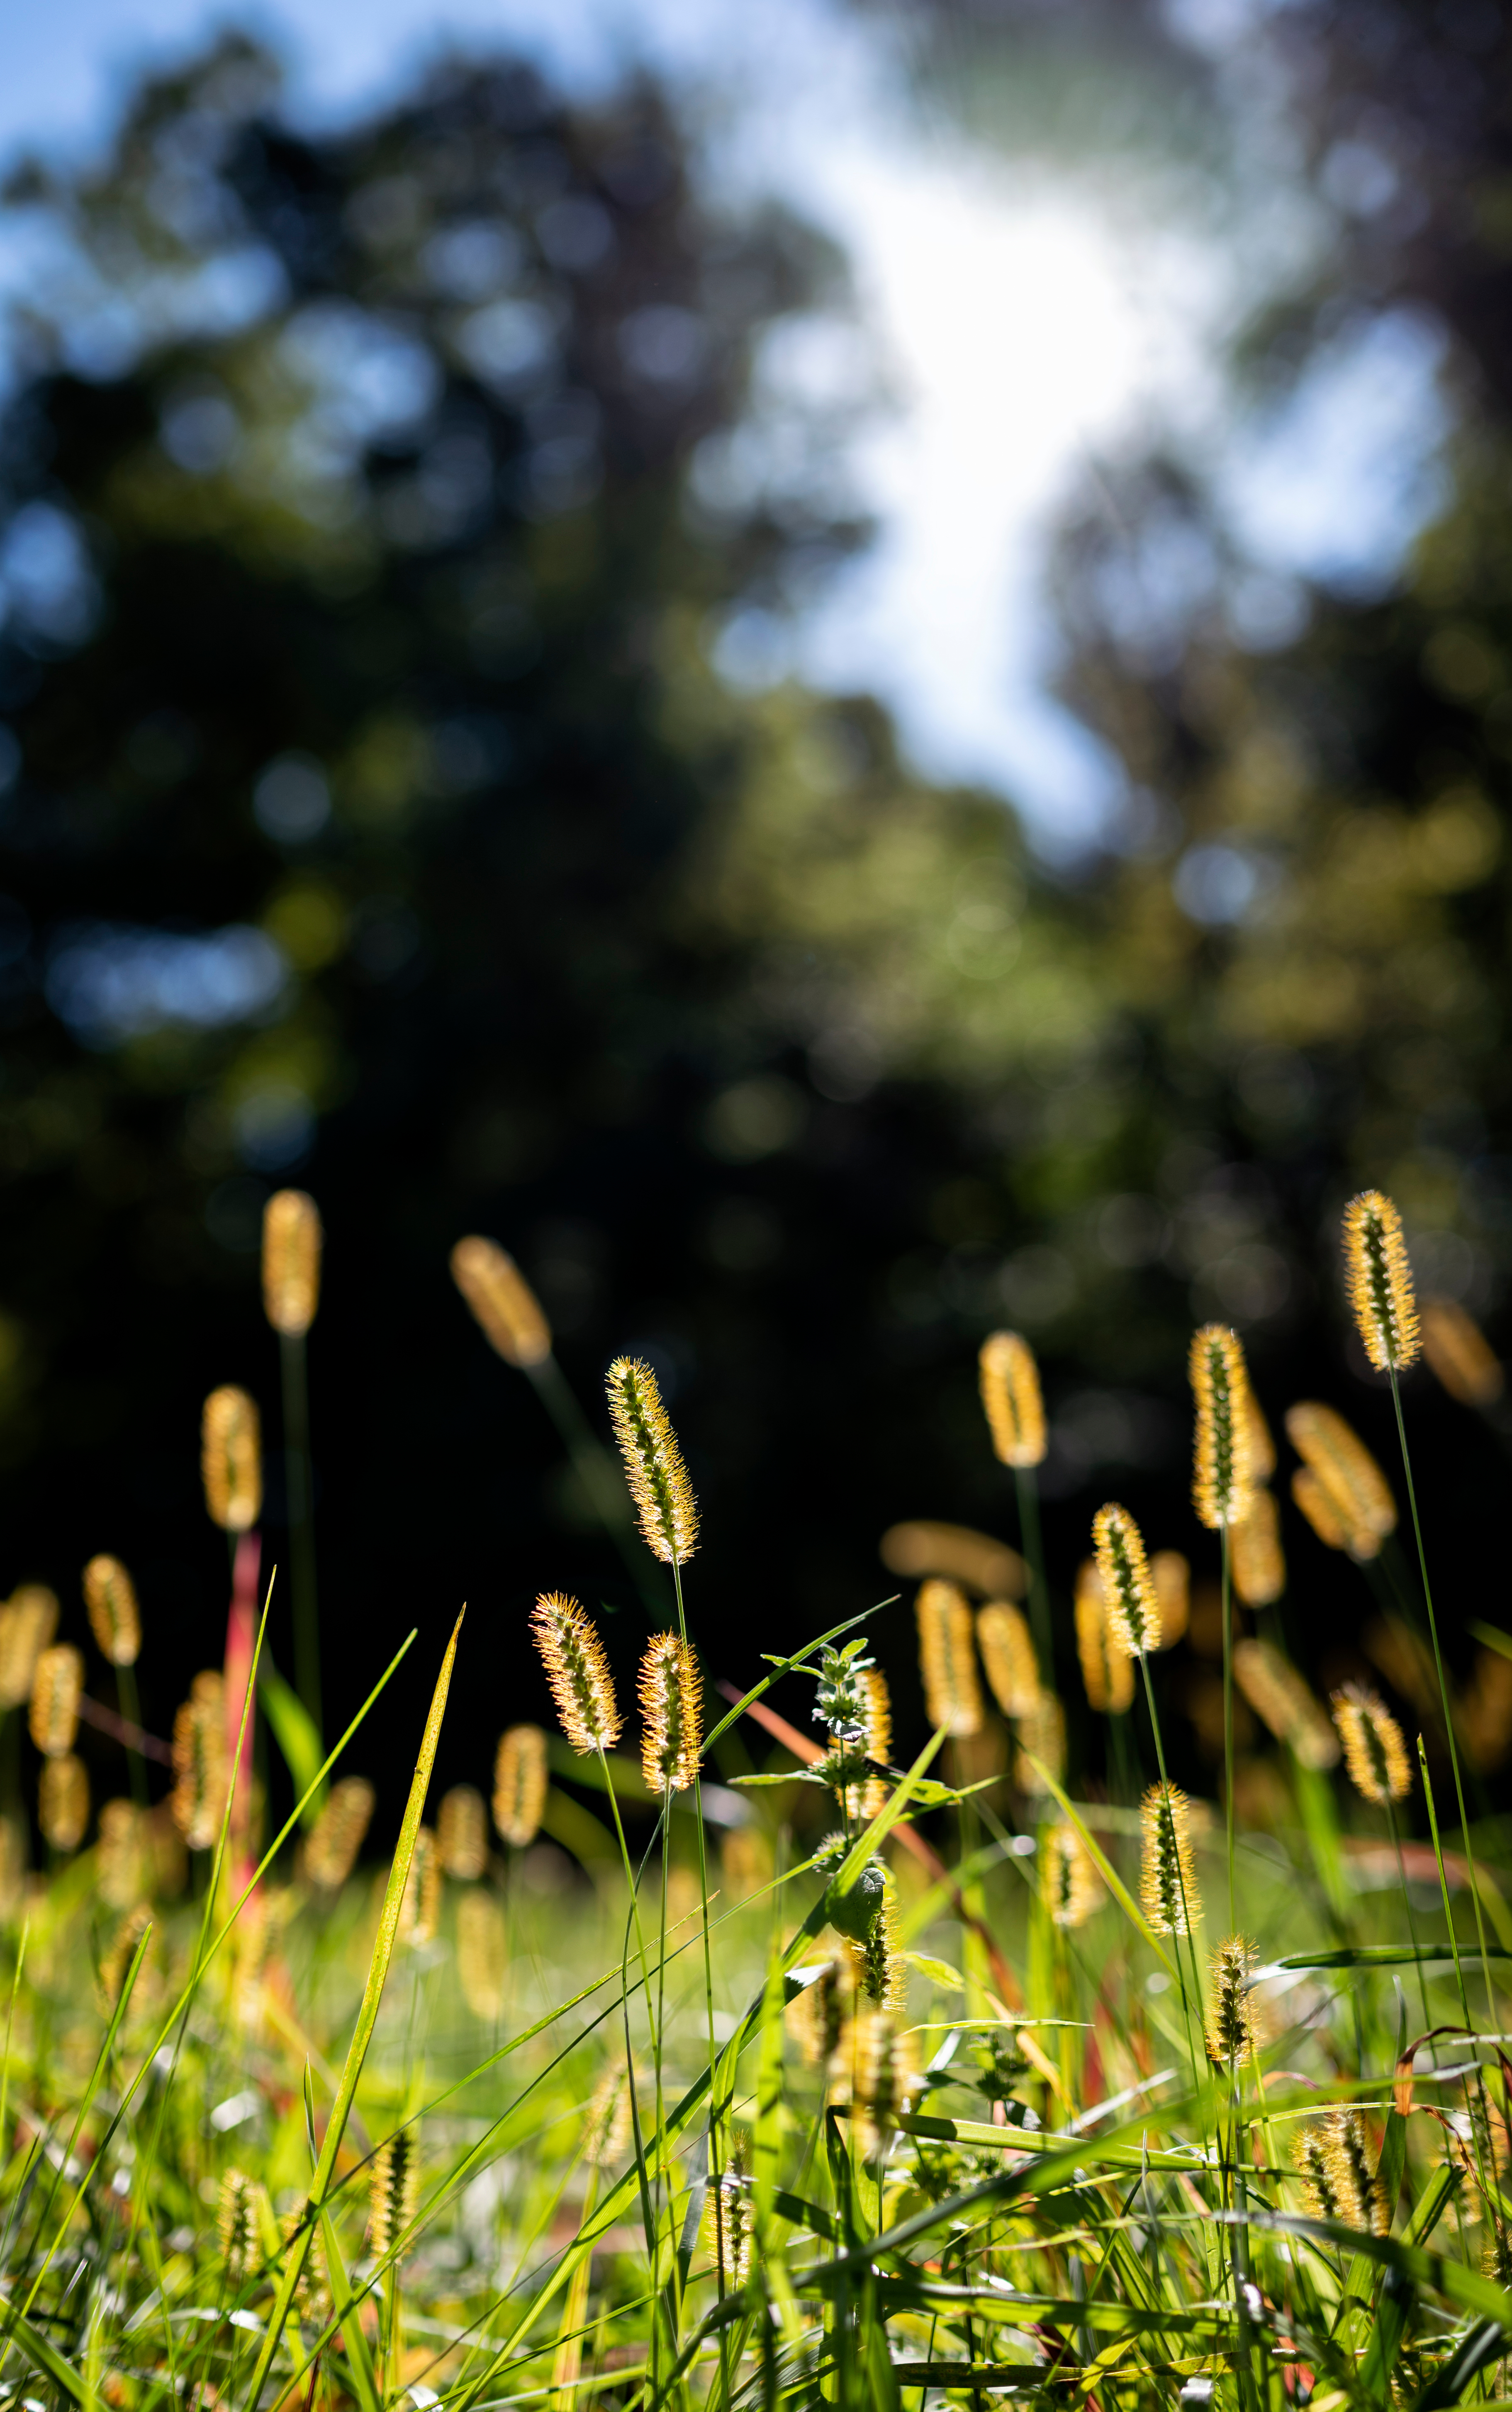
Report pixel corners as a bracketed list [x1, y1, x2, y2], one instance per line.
[606, 1357, 698, 1564]
[1205, 1935, 1256, 2068]
[1189, 1324, 1255, 1531]
[1421, 1296, 1503, 1409]
[1286, 1402, 1396, 1547]
[1230, 1487, 1286, 1609]
[638, 1631, 703, 1795]
[201, 1386, 262, 1532]
[1233, 1640, 1339, 1770]
[1074, 1561, 1134, 1714]
[1139, 1782, 1200, 1936]
[915, 1578, 983, 1737]
[1343, 1190, 1420, 1374]
[1331, 1683, 1412, 1806]
[29, 1643, 83, 1758]
[450, 1235, 552, 1368]
[532, 1592, 621, 1756]
[493, 1724, 548, 1849]
[369, 2127, 420, 2260]
[0, 1585, 59, 1710]
[879, 1521, 1026, 1600]
[83, 1554, 141, 1667]
[304, 1775, 375, 1890]
[1092, 1504, 1161, 1658]
[1042, 1822, 1101, 1929]
[977, 1600, 1040, 1719]
[978, 1330, 1047, 1468]
[39, 1753, 90, 1853]
[437, 1783, 488, 1881]
[262, 1189, 323, 1337]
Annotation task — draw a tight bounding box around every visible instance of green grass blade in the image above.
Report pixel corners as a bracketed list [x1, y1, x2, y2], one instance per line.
[258, 1655, 327, 1825]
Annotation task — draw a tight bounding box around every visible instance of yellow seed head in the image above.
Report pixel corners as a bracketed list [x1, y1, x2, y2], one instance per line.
[1042, 1822, 1101, 1929]
[1421, 1296, 1503, 1409]
[1293, 2122, 1343, 2221]
[976, 1600, 1040, 1718]
[39, 1753, 90, 1852]
[1230, 1487, 1286, 1608]
[97, 1798, 148, 1910]
[1289, 1465, 1369, 1559]
[978, 1330, 1047, 1468]
[456, 1888, 507, 2020]
[606, 1358, 699, 1564]
[1242, 1377, 1277, 1483]
[171, 1671, 229, 1851]
[304, 1775, 375, 1890]
[1332, 1684, 1411, 1806]
[398, 1825, 440, 1946]
[878, 1521, 1026, 1600]
[436, 1784, 488, 1880]
[369, 2128, 420, 2260]
[0, 1585, 59, 1709]
[450, 1234, 552, 1368]
[1092, 1504, 1161, 1658]
[1014, 1692, 1066, 1796]
[1190, 1324, 1255, 1530]
[721, 1824, 774, 1902]
[1074, 1561, 1135, 1714]
[218, 2168, 264, 2283]
[705, 2172, 753, 2288]
[1343, 1190, 1420, 1373]
[915, 1578, 983, 1736]
[1286, 1402, 1396, 1545]
[1232, 1640, 1339, 1770]
[1139, 1783, 1200, 1935]
[492, 1724, 548, 1849]
[839, 1665, 894, 1823]
[1205, 1935, 1256, 2068]
[1321, 2106, 1385, 2234]
[99, 1902, 153, 2014]
[201, 1386, 262, 1532]
[582, 2064, 635, 2169]
[1151, 1551, 1190, 1647]
[788, 1956, 852, 2066]
[532, 1592, 621, 1756]
[831, 2011, 921, 2155]
[848, 1878, 905, 2011]
[83, 1555, 141, 1667]
[638, 1632, 704, 1794]
[261, 1188, 323, 1336]
[29, 1644, 83, 1757]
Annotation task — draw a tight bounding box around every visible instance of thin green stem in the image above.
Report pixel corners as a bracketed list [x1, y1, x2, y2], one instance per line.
[528, 1355, 669, 1616]
[1137, 1652, 1202, 2100]
[1221, 1520, 1235, 1929]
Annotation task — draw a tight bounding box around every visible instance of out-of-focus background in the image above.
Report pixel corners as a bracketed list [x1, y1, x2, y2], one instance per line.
[1, 0, 1510, 1834]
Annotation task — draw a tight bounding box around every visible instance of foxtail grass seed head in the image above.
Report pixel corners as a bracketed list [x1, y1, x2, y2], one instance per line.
[99, 1903, 153, 2014]
[493, 1723, 548, 1848]
[832, 2012, 922, 2155]
[848, 1880, 904, 2011]
[369, 2128, 420, 2261]
[0, 1585, 59, 1709]
[1233, 1640, 1340, 1770]
[583, 2065, 634, 2170]
[29, 1643, 83, 1757]
[532, 1592, 621, 1756]
[97, 1798, 147, 1910]
[1093, 1505, 1161, 1658]
[606, 1357, 699, 1564]
[218, 2169, 264, 2283]
[1230, 1486, 1286, 1608]
[789, 1957, 852, 2066]
[638, 1631, 703, 1794]
[978, 1330, 1047, 1468]
[436, 1783, 488, 1880]
[282, 2213, 332, 2327]
[1074, 1562, 1135, 1714]
[706, 2171, 753, 2289]
[840, 1665, 894, 1822]
[1242, 1377, 1277, 1483]
[83, 1554, 141, 1667]
[1322, 2106, 1386, 2234]
[1151, 1550, 1190, 1647]
[1294, 2123, 1343, 2221]
[1190, 1324, 1255, 1529]
[450, 1234, 552, 1368]
[201, 1386, 262, 1532]
[1042, 1822, 1101, 1929]
[171, 1672, 228, 1852]
[1422, 1295, 1503, 1408]
[1290, 1465, 1371, 1559]
[304, 1775, 374, 1890]
[1205, 1936, 1256, 2068]
[915, 1578, 984, 1736]
[1140, 1783, 1200, 1935]
[456, 1888, 507, 2020]
[398, 1825, 440, 1946]
[878, 1520, 1027, 1600]
[1332, 1684, 1412, 1806]
[1343, 1190, 1420, 1373]
[261, 1189, 323, 1336]
[1286, 1402, 1396, 1544]
[976, 1600, 1040, 1718]
[39, 1753, 89, 1852]
[1015, 1691, 1066, 1796]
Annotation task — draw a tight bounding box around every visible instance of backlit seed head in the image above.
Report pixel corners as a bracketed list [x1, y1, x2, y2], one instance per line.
[218, 2168, 265, 2283]
[1151, 1551, 1190, 1648]
[582, 2064, 635, 2170]
[1190, 1324, 1255, 1530]
[705, 2170, 753, 2289]
[848, 1879, 904, 2011]
[1286, 1402, 1396, 1544]
[915, 1579, 983, 1737]
[1293, 2123, 1343, 2222]
[0, 1585, 58, 1709]
[532, 1592, 621, 1756]
[97, 1798, 148, 1910]
[1093, 1505, 1161, 1658]
[450, 1235, 552, 1368]
[1230, 1487, 1286, 1608]
[1332, 1684, 1412, 1806]
[201, 1386, 262, 1532]
[493, 1724, 548, 1849]
[638, 1632, 704, 1795]
[1074, 1561, 1135, 1714]
[456, 1888, 507, 2020]
[436, 1784, 488, 1881]
[1205, 1935, 1256, 2068]
[1343, 1190, 1420, 1374]
[722, 1824, 774, 1903]
[282, 2212, 332, 2326]
[840, 1666, 894, 1823]
[831, 2011, 922, 2156]
[1014, 1692, 1066, 1797]
[977, 1600, 1040, 1719]
[29, 1644, 83, 1757]
[83, 1555, 141, 1668]
[606, 1358, 699, 1565]
[397, 1825, 440, 1946]
[978, 1331, 1047, 1468]
[171, 1672, 229, 1852]
[1233, 1640, 1339, 1771]
[304, 1776, 375, 1890]
[1242, 1378, 1277, 1484]
[1321, 2106, 1386, 2234]
[1042, 1822, 1101, 1929]
[368, 2128, 419, 2261]
[99, 1903, 153, 2014]
[1139, 1783, 1200, 1936]
[788, 1957, 853, 2066]
[261, 1189, 323, 1337]
[39, 1753, 89, 1852]
[1290, 1466, 1373, 1560]
[878, 1521, 1026, 1600]
[1422, 1296, 1503, 1409]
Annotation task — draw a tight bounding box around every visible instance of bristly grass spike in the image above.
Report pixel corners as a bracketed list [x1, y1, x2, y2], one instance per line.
[1190, 1322, 1255, 1529]
[303, 1776, 375, 1889]
[436, 1783, 488, 1880]
[532, 1591, 621, 1754]
[1421, 1295, 1503, 1408]
[1043, 1821, 1101, 1928]
[83, 1555, 141, 1667]
[1205, 1935, 1255, 2067]
[1230, 1486, 1285, 1607]
[369, 2128, 420, 2259]
[978, 1330, 1047, 1467]
[262, 1189, 323, 1337]
[1233, 1640, 1339, 1769]
[1140, 1782, 1200, 1934]
[1343, 1189, 1420, 1373]
[1074, 1560, 1135, 1713]
[29, 1643, 83, 1757]
[39, 1755, 89, 1852]
[492, 1724, 548, 1847]
[1332, 1683, 1412, 1805]
[915, 1578, 984, 1735]
[605, 1356, 698, 1563]
[0, 1585, 58, 1710]
[1286, 1401, 1396, 1544]
[1092, 1504, 1161, 1657]
[1322, 2106, 1386, 2234]
[201, 1385, 262, 1532]
[638, 1630, 703, 1793]
[450, 1235, 552, 1368]
[976, 1599, 1040, 1718]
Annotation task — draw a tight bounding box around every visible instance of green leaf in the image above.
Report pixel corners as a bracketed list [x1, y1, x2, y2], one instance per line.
[259, 1656, 327, 1825]
[1276, 1946, 1512, 1969]
[905, 1953, 964, 1988]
